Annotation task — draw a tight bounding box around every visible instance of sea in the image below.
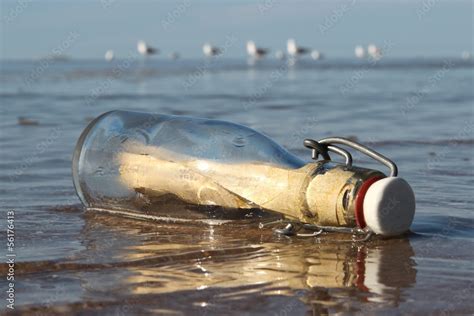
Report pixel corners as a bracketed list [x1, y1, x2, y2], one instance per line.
[0, 57, 473, 315]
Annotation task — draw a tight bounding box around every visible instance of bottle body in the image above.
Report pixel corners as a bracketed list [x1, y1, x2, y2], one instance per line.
[73, 110, 384, 226]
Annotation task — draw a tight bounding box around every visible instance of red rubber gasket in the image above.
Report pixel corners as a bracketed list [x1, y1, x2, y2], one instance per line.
[354, 176, 384, 228]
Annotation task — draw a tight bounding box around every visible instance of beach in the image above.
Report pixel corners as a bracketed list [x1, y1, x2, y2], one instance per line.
[0, 58, 473, 314]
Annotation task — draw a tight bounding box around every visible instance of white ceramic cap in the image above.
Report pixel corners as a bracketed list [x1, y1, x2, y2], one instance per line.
[363, 177, 415, 236]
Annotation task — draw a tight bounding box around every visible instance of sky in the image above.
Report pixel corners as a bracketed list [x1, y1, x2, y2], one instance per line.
[1, 0, 472, 59]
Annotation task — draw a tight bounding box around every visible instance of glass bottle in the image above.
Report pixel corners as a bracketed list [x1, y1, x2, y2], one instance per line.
[73, 110, 415, 236]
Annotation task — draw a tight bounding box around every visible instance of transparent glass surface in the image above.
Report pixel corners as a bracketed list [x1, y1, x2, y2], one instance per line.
[72, 110, 305, 217]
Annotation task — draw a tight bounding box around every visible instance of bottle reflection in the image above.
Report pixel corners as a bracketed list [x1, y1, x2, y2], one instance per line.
[306, 240, 416, 304]
[80, 213, 416, 311]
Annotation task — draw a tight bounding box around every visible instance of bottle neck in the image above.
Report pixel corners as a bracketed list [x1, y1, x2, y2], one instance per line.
[302, 162, 385, 227]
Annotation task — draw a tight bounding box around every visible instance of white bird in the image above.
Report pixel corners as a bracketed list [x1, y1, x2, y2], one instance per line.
[246, 41, 269, 58]
[275, 50, 286, 60]
[287, 39, 310, 57]
[137, 40, 158, 56]
[367, 43, 382, 60]
[104, 50, 115, 62]
[311, 50, 323, 60]
[354, 45, 366, 59]
[461, 51, 471, 60]
[202, 43, 221, 57]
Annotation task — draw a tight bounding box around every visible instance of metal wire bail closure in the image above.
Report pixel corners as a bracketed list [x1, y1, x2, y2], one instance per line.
[260, 219, 374, 242]
[285, 136, 400, 241]
[304, 137, 398, 177]
[264, 137, 399, 241]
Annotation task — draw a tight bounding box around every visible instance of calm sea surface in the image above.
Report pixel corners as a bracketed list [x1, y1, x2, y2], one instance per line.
[0, 58, 473, 315]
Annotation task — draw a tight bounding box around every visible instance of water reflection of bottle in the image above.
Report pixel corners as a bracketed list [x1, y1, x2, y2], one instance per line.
[80, 214, 417, 309]
[73, 110, 415, 236]
[304, 239, 417, 307]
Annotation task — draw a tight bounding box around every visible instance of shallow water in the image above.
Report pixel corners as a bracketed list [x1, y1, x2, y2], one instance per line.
[0, 58, 473, 315]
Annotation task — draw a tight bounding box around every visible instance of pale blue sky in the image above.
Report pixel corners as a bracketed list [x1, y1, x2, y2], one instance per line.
[1, 0, 472, 59]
